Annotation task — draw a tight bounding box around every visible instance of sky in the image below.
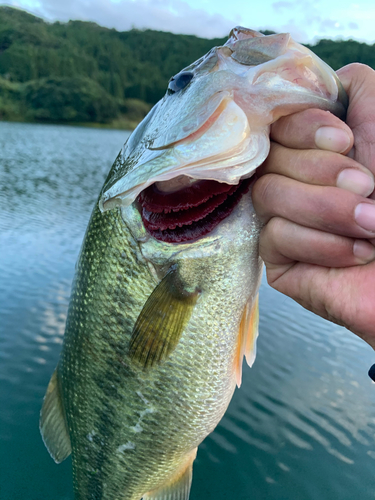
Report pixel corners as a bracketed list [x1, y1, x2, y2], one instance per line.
[2, 0, 375, 44]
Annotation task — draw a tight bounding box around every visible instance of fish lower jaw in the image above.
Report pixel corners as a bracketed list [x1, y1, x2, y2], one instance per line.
[137, 177, 254, 243]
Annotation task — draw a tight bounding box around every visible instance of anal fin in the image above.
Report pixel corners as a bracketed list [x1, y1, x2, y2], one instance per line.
[39, 367, 71, 463]
[143, 448, 197, 500]
[235, 294, 259, 388]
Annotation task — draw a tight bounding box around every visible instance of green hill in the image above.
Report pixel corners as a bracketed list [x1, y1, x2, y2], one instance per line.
[1, 6, 374, 128]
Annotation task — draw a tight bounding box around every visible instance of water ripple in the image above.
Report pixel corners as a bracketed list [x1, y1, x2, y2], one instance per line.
[1, 122, 375, 500]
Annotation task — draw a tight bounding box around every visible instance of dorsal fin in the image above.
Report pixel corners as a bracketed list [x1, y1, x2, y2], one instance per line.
[235, 294, 259, 387]
[39, 367, 71, 463]
[143, 448, 197, 500]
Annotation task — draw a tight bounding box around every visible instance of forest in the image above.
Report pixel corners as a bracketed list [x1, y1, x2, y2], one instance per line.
[1, 5, 375, 129]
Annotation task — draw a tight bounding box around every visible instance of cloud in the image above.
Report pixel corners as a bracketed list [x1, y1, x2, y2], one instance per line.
[271, 20, 309, 43]
[272, 0, 295, 13]
[348, 21, 359, 30]
[318, 18, 345, 32]
[269, 0, 361, 43]
[272, 1, 294, 13]
[270, 0, 321, 41]
[4, 0, 373, 44]
[2, 0, 238, 39]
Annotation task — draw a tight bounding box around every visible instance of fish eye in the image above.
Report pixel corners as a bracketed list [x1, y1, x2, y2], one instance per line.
[167, 72, 194, 95]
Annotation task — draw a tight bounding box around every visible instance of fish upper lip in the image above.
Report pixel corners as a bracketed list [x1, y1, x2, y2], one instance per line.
[147, 93, 232, 152]
[100, 93, 251, 212]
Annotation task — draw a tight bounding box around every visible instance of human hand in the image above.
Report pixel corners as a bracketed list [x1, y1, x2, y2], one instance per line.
[252, 63, 375, 349]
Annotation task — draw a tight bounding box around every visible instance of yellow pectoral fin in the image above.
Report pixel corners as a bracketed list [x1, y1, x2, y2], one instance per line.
[129, 268, 199, 369]
[143, 448, 197, 500]
[235, 294, 259, 388]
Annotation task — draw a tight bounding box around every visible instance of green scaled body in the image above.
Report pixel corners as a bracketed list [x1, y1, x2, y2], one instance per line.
[41, 184, 263, 499]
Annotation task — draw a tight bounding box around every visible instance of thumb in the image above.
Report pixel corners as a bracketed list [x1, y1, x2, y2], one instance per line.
[337, 63, 375, 177]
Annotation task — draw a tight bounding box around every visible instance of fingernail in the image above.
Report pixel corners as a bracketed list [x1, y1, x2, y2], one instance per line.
[353, 239, 375, 262]
[355, 203, 375, 232]
[337, 168, 374, 197]
[315, 127, 351, 153]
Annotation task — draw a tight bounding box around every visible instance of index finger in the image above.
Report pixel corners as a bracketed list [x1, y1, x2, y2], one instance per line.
[270, 108, 353, 154]
[337, 64, 375, 176]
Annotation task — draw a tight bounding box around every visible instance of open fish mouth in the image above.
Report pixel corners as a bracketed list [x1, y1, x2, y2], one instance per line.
[137, 177, 253, 243]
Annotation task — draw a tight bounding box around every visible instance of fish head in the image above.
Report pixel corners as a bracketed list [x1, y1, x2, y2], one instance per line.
[99, 27, 347, 242]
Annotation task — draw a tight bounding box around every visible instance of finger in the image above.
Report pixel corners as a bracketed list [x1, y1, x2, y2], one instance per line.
[270, 108, 353, 153]
[263, 257, 375, 346]
[252, 174, 375, 239]
[337, 64, 375, 175]
[259, 143, 374, 197]
[259, 218, 375, 274]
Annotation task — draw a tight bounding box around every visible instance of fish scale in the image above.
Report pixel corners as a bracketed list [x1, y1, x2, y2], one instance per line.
[40, 26, 347, 500]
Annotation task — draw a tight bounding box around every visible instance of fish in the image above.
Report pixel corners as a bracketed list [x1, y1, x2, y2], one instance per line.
[40, 27, 347, 500]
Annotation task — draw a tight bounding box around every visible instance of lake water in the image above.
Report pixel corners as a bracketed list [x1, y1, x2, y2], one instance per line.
[0, 121, 374, 500]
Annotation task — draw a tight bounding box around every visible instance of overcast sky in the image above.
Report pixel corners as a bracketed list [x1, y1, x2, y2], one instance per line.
[2, 0, 375, 44]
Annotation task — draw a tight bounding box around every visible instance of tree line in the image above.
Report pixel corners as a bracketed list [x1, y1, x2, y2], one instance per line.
[1, 6, 374, 128]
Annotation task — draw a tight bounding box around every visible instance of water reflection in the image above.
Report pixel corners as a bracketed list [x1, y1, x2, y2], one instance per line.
[1, 121, 374, 500]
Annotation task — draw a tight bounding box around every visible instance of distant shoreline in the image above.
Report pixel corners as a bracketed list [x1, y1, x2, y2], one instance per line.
[1, 5, 374, 131]
[0, 116, 139, 131]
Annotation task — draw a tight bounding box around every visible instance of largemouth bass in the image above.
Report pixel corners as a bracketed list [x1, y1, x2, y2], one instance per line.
[40, 27, 347, 500]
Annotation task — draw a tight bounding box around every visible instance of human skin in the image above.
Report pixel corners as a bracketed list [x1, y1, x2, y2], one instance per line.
[252, 63, 375, 349]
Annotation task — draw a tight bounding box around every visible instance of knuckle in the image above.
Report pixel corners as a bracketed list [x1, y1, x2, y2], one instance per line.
[266, 216, 287, 237]
[349, 62, 375, 79]
[261, 142, 284, 171]
[259, 217, 286, 254]
[299, 108, 330, 122]
[252, 174, 280, 217]
[258, 223, 275, 260]
[271, 113, 305, 144]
